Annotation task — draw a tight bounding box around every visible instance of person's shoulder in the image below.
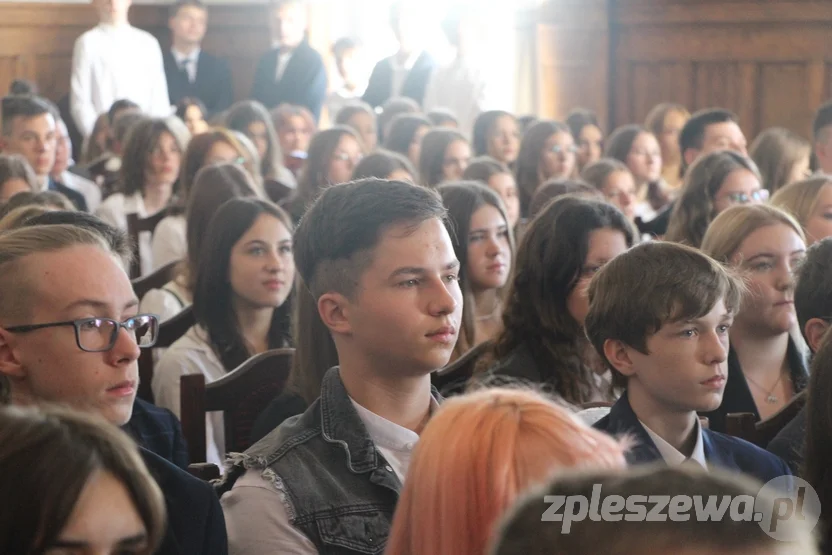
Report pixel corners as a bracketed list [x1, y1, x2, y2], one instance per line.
[99, 192, 126, 210]
[155, 214, 186, 235]
[130, 25, 162, 44]
[706, 429, 790, 473]
[140, 446, 212, 498]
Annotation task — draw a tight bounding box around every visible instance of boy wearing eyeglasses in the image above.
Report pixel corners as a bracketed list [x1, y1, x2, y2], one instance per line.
[0, 223, 228, 555]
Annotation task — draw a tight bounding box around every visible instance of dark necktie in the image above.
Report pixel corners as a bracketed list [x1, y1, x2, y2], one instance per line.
[179, 59, 193, 83]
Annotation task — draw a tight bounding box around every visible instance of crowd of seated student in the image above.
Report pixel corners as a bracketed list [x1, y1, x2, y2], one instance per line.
[9, 2, 832, 551]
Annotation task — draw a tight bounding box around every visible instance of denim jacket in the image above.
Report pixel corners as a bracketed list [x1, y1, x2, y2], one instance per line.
[218, 367, 439, 554]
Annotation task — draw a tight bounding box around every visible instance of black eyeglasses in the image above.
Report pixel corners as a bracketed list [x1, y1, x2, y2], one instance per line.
[5, 314, 159, 353]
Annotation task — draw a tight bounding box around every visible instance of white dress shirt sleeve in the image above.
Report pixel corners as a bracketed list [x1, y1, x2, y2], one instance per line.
[70, 35, 97, 137]
[222, 470, 319, 555]
[148, 37, 173, 117]
[150, 215, 187, 271]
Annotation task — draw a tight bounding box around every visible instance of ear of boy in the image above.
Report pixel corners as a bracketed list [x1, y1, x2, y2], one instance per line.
[0, 330, 26, 379]
[318, 293, 353, 336]
[603, 338, 638, 378]
[804, 318, 830, 353]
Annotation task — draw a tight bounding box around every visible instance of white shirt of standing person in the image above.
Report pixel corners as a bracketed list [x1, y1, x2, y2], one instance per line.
[70, 22, 172, 137]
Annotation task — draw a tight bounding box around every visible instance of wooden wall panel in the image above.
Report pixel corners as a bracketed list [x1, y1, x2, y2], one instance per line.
[0, 3, 272, 104]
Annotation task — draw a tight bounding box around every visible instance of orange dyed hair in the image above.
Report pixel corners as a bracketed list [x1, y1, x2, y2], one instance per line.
[384, 388, 627, 555]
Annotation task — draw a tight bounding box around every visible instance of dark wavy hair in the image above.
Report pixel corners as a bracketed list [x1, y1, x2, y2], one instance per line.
[490, 196, 635, 403]
[193, 198, 295, 370]
[384, 114, 432, 158]
[419, 128, 469, 188]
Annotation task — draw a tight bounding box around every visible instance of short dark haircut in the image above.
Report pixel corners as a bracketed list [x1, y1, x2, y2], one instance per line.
[813, 100, 832, 142]
[194, 198, 294, 369]
[175, 96, 207, 122]
[169, 0, 206, 17]
[795, 237, 832, 339]
[352, 149, 415, 181]
[1, 95, 55, 136]
[678, 108, 738, 156]
[585, 241, 743, 388]
[8, 79, 38, 96]
[107, 99, 140, 126]
[332, 36, 361, 60]
[294, 178, 446, 300]
[493, 465, 818, 555]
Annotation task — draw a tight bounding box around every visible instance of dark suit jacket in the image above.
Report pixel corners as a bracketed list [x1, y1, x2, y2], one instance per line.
[767, 405, 806, 475]
[124, 398, 190, 470]
[164, 50, 234, 116]
[140, 448, 228, 555]
[362, 51, 436, 108]
[594, 392, 792, 484]
[700, 340, 808, 433]
[250, 41, 327, 122]
[48, 176, 87, 211]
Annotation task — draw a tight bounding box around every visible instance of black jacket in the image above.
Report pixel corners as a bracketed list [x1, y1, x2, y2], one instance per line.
[140, 448, 228, 555]
[362, 51, 436, 108]
[164, 49, 234, 116]
[124, 398, 189, 470]
[250, 40, 327, 122]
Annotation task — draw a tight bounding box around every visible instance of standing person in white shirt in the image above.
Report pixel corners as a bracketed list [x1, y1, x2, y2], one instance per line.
[423, 7, 508, 134]
[70, 0, 171, 139]
[362, 0, 436, 109]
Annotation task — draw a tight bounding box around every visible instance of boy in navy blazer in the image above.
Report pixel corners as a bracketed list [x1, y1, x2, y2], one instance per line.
[586, 241, 791, 484]
[164, 0, 234, 116]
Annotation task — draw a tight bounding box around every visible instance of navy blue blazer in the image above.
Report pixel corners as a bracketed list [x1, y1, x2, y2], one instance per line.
[594, 392, 792, 485]
[48, 176, 87, 212]
[362, 51, 436, 109]
[250, 40, 327, 122]
[164, 50, 234, 116]
[124, 398, 189, 470]
[140, 448, 228, 555]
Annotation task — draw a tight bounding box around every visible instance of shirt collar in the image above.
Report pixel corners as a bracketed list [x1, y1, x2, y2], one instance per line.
[639, 417, 707, 469]
[172, 47, 200, 64]
[392, 51, 420, 72]
[349, 395, 439, 452]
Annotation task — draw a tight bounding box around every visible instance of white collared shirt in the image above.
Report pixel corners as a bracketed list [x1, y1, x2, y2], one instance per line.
[70, 23, 171, 137]
[172, 47, 201, 83]
[59, 171, 102, 212]
[94, 191, 157, 276]
[639, 417, 708, 469]
[390, 51, 420, 98]
[221, 391, 439, 555]
[275, 48, 294, 82]
[153, 325, 226, 469]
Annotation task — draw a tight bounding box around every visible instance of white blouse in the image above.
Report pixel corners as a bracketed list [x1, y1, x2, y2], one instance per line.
[153, 325, 226, 468]
[95, 192, 158, 276]
[151, 214, 186, 271]
[140, 279, 191, 324]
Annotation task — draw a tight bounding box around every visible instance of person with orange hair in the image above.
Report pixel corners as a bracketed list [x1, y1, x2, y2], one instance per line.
[384, 387, 627, 555]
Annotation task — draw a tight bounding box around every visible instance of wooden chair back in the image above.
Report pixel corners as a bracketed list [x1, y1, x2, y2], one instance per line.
[131, 260, 179, 300]
[725, 390, 806, 447]
[180, 348, 294, 464]
[137, 307, 194, 403]
[432, 340, 493, 397]
[126, 209, 169, 278]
